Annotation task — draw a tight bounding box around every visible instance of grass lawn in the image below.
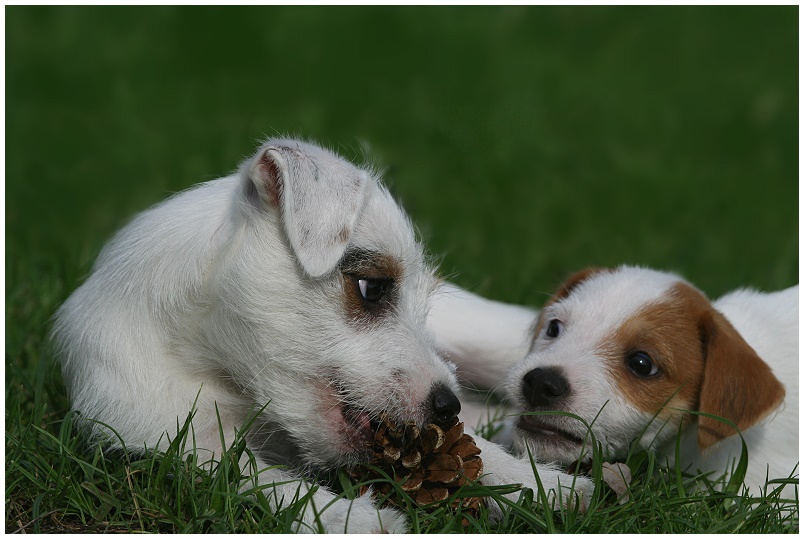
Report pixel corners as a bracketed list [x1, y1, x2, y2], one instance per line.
[6, 6, 798, 533]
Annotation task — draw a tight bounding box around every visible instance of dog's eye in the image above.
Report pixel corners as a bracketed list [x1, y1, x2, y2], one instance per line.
[626, 352, 660, 378]
[545, 319, 562, 339]
[357, 278, 389, 303]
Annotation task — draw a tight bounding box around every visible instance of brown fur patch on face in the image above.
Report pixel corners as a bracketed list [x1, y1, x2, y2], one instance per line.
[601, 282, 713, 426]
[339, 248, 402, 327]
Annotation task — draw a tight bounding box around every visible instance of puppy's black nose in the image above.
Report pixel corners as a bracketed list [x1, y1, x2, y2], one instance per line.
[429, 384, 461, 428]
[522, 367, 569, 407]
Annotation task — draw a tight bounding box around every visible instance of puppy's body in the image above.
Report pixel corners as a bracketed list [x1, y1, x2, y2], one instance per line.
[53, 139, 591, 533]
[470, 266, 798, 497]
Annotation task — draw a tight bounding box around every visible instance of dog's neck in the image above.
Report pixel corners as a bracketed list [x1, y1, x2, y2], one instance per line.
[247, 419, 309, 471]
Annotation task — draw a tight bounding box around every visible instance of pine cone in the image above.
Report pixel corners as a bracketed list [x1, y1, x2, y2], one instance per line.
[350, 413, 485, 523]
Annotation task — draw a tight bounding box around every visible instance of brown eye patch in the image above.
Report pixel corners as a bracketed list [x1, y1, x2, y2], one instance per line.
[602, 283, 710, 422]
[339, 248, 403, 326]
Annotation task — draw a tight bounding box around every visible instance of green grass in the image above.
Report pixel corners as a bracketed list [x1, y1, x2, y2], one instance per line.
[6, 399, 798, 533]
[6, 5, 798, 533]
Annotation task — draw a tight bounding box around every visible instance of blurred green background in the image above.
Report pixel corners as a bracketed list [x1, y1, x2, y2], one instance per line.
[4, 8, 798, 529]
[7, 6, 798, 343]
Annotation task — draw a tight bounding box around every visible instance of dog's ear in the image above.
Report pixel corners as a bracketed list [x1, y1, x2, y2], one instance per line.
[696, 308, 785, 450]
[246, 140, 370, 278]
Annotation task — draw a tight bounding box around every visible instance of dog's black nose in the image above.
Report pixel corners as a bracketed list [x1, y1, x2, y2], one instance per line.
[522, 367, 569, 407]
[429, 384, 461, 428]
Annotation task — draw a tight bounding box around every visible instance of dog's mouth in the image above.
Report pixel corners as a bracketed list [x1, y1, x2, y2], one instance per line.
[341, 401, 372, 437]
[326, 377, 423, 459]
[331, 382, 377, 451]
[517, 414, 585, 447]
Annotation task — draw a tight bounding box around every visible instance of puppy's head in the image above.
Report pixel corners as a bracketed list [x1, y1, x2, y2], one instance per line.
[203, 139, 460, 468]
[507, 266, 785, 465]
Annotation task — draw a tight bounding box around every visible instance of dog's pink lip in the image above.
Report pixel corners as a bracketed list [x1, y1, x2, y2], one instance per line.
[322, 377, 375, 451]
[517, 415, 584, 446]
[343, 403, 371, 432]
[340, 401, 373, 446]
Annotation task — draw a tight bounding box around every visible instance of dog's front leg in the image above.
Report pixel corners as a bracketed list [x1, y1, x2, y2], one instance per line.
[470, 433, 594, 514]
[240, 461, 407, 533]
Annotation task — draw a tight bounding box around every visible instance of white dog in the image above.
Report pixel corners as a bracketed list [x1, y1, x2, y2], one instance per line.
[433, 267, 798, 498]
[52, 139, 591, 533]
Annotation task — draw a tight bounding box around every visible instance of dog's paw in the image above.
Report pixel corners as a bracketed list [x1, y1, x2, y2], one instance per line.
[508, 464, 595, 512]
[315, 495, 407, 534]
[483, 464, 593, 516]
[472, 435, 594, 515]
[371, 506, 408, 534]
[553, 471, 594, 512]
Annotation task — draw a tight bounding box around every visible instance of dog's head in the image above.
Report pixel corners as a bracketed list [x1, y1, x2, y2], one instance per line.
[506, 266, 785, 465]
[200, 139, 460, 468]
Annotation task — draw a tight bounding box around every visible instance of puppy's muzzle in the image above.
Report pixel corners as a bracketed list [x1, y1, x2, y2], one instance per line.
[522, 367, 570, 408]
[428, 384, 461, 428]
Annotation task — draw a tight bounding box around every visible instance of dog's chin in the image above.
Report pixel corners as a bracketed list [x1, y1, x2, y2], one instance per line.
[516, 415, 587, 464]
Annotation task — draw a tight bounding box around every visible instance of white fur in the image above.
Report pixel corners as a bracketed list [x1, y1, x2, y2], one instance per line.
[428, 282, 535, 390]
[52, 138, 591, 533]
[439, 266, 798, 498]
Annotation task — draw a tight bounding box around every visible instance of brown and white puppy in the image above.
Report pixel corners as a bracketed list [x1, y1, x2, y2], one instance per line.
[502, 266, 798, 497]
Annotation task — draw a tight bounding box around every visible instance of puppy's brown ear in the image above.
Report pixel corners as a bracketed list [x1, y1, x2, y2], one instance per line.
[548, 267, 608, 305]
[244, 139, 370, 278]
[697, 309, 785, 450]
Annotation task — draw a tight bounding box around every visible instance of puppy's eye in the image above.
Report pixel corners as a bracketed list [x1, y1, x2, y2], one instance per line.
[626, 352, 660, 378]
[545, 319, 562, 338]
[357, 278, 390, 303]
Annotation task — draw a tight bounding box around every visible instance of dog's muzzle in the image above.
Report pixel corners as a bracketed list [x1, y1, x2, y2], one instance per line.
[521, 367, 570, 408]
[428, 384, 461, 428]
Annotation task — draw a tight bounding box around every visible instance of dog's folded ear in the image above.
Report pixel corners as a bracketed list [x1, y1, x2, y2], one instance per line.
[244, 139, 370, 278]
[696, 308, 786, 450]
